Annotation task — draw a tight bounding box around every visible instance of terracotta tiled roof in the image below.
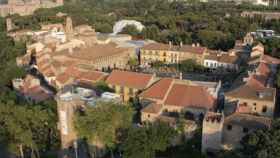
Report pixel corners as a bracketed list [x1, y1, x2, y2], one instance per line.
[257, 62, 271, 76]
[164, 83, 216, 109]
[54, 43, 129, 61]
[225, 84, 276, 101]
[205, 52, 239, 64]
[142, 43, 206, 55]
[141, 103, 163, 114]
[56, 73, 72, 85]
[78, 71, 106, 83]
[106, 70, 154, 89]
[247, 75, 267, 89]
[261, 55, 280, 65]
[139, 78, 173, 100]
[224, 113, 271, 129]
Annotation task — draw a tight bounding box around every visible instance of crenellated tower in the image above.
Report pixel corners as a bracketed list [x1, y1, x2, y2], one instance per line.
[202, 111, 224, 153]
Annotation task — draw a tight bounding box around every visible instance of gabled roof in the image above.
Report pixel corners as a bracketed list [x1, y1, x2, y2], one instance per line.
[139, 78, 173, 100]
[225, 83, 275, 102]
[164, 83, 216, 109]
[141, 103, 163, 114]
[257, 62, 271, 76]
[106, 70, 154, 89]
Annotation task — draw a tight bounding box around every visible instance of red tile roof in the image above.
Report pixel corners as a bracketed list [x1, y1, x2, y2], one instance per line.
[139, 78, 173, 100]
[56, 73, 72, 85]
[78, 71, 106, 83]
[141, 103, 163, 114]
[106, 70, 154, 89]
[164, 84, 216, 109]
[142, 43, 206, 55]
[247, 75, 267, 89]
[261, 55, 280, 65]
[257, 62, 271, 76]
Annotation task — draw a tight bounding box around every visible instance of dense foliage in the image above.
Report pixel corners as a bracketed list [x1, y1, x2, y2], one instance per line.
[122, 122, 177, 158]
[0, 92, 59, 158]
[7, 0, 280, 51]
[74, 101, 134, 152]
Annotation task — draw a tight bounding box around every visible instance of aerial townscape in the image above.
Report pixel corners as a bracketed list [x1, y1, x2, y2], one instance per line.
[1, 0, 280, 158]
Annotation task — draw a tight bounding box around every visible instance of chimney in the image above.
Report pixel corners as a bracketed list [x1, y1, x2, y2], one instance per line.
[196, 43, 200, 47]
[179, 72, 182, 80]
[180, 41, 183, 47]
[192, 43, 195, 47]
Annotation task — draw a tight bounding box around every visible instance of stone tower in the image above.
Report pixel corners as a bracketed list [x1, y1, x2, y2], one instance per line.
[202, 111, 224, 153]
[65, 16, 74, 40]
[6, 18, 12, 32]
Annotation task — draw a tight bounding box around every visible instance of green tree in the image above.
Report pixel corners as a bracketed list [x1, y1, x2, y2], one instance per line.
[74, 101, 134, 156]
[122, 122, 177, 158]
[179, 59, 204, 73]
[94, 81, 114, 93]
[0, 101, 59, 158]
[128, 57, 139, 70]
[120, 25, 141, 36]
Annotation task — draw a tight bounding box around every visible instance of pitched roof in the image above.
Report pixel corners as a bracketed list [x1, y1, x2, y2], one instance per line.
[139, 78, 173, 100]
[225, 113, 271, 129]
[261, 54, 280, 65]
[78, 70, 106, 83]
[204, 52, 239, 64]
[141, 103, 163, 114]
[225, 83, 276, 102]
[164, 83, 216, 109]
[257, 62, 271, 76]
[106, 70, 154, 89]
[142, 43, 206, 55]
[54, 42, 129, 61]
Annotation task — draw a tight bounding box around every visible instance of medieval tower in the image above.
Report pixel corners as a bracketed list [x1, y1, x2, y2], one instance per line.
[202, 111, 224, 153]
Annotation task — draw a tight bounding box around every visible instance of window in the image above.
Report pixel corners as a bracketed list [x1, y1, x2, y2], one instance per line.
[262, 106, 267, 113]
[227, 125, 232, 131]
[243, 128, 249, 133]
[253, 103, 257, 106]
[163, 52, 166, 56]
[147, 114, 150, 118]
[206, 62, 208, 66]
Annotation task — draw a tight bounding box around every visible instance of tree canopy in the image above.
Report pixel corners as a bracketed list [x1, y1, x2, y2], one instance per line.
[74, 101, 134, 150]
[122, 122, 177, 158]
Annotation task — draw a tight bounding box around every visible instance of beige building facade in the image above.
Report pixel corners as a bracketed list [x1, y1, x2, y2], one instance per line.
[140, 43, 207, 66]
